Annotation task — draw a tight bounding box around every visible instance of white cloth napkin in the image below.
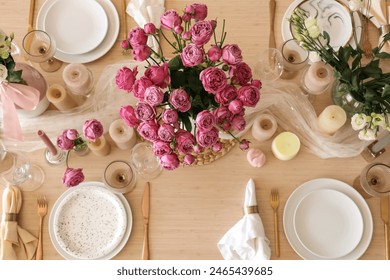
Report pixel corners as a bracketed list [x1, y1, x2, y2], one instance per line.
[364, 0, 390, 53]
[126, 0, 165, 52]
[217, 179, 271, 260]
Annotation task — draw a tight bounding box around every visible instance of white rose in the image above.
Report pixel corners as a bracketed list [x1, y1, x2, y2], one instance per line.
[358, 128, 377, 141]
[371, 113, 386, 127]
[351, 113, 368, 130]
[304, 17, 321, 39]
[308, 51, 321, 63]
[0, 64, 8, 81]
[349, 0, 364, 12]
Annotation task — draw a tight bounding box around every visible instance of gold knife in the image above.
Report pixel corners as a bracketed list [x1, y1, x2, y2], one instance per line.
[269, 0, 276, 49]
[141, 182, 150, 260]
[380, 196, 389, 260]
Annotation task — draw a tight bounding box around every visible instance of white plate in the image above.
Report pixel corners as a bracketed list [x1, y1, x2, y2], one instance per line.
[283, 178, 373, 260]
[282, 0, 362, 48]
[37, 0, 119, 63]
[43, 0, 108, 55]
[49, 181, 132, 259]
[293, 189, 364, 259]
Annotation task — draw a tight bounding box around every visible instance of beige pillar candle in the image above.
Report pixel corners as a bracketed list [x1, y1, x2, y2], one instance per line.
[251, 113, 277, 142]
[271, 131, 301, 161]
[62, 63, 94, 96]
[303, 61, 332, 94]
[46, 84, 77, 111]
[87, 134, 111, 156]
[318, 105, 347, 135]
[109, 119, 137, 150]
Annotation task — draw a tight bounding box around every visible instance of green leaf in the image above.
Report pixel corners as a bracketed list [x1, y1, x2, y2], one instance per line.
[168, 55, 183, 71]
[382, 84, 390, 98]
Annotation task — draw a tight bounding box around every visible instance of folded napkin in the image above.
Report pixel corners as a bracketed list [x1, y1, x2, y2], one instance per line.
[217, 179, 271, 260]
[0, 185, 38, 260]
[126, 0, 165, 52]
[365, 0, 390, 53]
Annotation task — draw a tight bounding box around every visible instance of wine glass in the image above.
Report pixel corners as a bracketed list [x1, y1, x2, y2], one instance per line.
[22, 29, 62, 72]
[253, 48, 284, 82]
[130, 143, 162, 180]
[353, 162, 390, 198]
[280, 38, 309, 79]
[0, 150, 45, 191]
[103, 160, 137, 194]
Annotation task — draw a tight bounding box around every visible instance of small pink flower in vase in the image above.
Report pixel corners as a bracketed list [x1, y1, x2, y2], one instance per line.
[116, 3, 261, 170]
[84, 119, 111, 157]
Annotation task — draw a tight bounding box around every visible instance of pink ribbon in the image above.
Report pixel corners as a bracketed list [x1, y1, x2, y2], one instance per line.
[0, 82, 40, 140]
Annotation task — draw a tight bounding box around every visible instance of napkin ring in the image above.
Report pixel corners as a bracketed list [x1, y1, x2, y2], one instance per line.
[380, 25, 390, 35]
[243, 205, 259, 215]
[4, 213, 18, 221]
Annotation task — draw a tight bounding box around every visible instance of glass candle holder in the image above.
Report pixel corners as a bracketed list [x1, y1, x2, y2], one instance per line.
[103, 160, 137, 194]
[353, 162, 390, 198]
[281, 38, 309, 79]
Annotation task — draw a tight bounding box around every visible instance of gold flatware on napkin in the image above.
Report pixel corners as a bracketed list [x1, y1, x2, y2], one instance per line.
[36, 194, 47, 260]
[270, 188, 280, 257]
[269, 0, 276, 48]
[141, 182, 150, 260]
[380, 196, 389, 260]
[28, 0, 36, 32]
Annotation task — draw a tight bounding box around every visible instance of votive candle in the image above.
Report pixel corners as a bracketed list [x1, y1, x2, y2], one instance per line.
[109, 119, 137, 150]
[46, 84, 77, 111]
[62, 63, 94, 96]
[87, 134, 111, 156]
[251, 114, 278, 142]
[271, 131, 301, 160]
[37, 130, 57, 155]
[317, 105, 347, 135]
[303, 61, 332, 94]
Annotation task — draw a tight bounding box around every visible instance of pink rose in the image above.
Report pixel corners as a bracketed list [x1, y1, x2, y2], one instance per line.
[152, 141, 172, 157]
[252, 79, 262, 89]
[196, 127, 219, 147]
[133, 77, 153, 100]
[62, 167, 85, 188]
[144, 63, 170, 88]
[222, 44, 243, 65]
[176, 129, 195, 154]
[228, 99, 244, 115]
[213, 106, 233, 131]
[188, 3, 208, 21]
[121, 39, 131, 50]
[207, 45, 222, 62]
[57, 132, 74, 151]
[182, 13, 191, 22]
[231, 115, 246, 131]
[214, 84, 237, 105]
[137, 120, 159, 142]
[199, 67, 227, 94]
[182, 31, 191, 40]
[144, 23, 156, 34]
[195, 110, 215, 132]
[158, 124, 175, 142]
[230, 62, 252, 85]
[161, 108, 178, 124]
[134, 102, 156, 121]
[190, 20, 215, 47]
[144, 85, 164, 106]
[239, 139, 250, 151]
[174, 25, 183, 34]
[160, 154, 180, 170]
[128, 27, 148, 47]
[83, 119, 104, 141]
[120, 105, 139, 127]
[65, 129, 79, 141]
[212, 142, 222, 152]
[168, 88, 191, 112]
[132, 45, 151, 61]
[180, 43, 205, 67]
[116, 66, 138, 92]
[183, 154, 195, 165]
[160, 10, 182, 30]
[238, 85, 260, 107]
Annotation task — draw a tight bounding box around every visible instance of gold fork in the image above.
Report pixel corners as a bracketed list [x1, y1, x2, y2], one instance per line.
[270, 189, 280, 257]
[361, 18, 373, 59]
[36, 194, 48, 260]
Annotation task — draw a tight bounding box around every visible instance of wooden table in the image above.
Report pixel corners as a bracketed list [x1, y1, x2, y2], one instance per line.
[0, 0, 389, 260]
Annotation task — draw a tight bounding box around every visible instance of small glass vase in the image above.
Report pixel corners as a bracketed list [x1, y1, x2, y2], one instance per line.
[72, 144, 90, 156]
[331, 80, 364, 118]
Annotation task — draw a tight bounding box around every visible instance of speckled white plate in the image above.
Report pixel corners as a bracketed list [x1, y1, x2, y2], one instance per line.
[49, 181, 132, 259]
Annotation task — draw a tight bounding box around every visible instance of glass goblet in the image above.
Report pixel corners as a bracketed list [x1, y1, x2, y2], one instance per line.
[22, 29, 62, 72]
[103, 160, 137, 194]
[130, 142, 162, 180]
[0, 150, 45, 191]
[253, 48, 284, 82]
[353, 162, 390, 198]
[280, 38, 309, 79]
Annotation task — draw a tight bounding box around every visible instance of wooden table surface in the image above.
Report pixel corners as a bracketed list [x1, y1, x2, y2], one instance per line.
[1, 0, 389, 260]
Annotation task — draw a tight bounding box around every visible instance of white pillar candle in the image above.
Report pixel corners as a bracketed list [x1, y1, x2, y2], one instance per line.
[271, 131, 301, 160]
[317, 105, 347, 135]
[251, 113, 277, 142]
[46, 83, 77, 111]
[87, 134, 111, 156]
[109, 119, 137, 150]
[246, 148, 266, 167]
[62, 63, 94, 96]
[303, 61, 332, 94]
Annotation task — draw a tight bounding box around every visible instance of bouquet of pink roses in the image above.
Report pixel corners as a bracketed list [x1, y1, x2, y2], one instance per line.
[56, 119, 104, 187]
[116, 3, 261, 170]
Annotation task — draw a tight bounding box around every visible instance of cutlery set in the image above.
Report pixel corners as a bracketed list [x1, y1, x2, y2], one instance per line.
[36, 194, 47, 260]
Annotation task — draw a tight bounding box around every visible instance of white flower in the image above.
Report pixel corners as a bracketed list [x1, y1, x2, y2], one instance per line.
[358, 127, 377, 141]
[304, 17, 321, 39]
[0, 64, 8, 82]
[309, 51, 321, 63]
[348, 0, 364, 12]
[351, 113, 368, 130]
[370, 113, 386, 127]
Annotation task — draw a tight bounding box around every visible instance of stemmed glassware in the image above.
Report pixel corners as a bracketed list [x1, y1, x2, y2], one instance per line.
[22, 29, 62, 72]
[103, 160, 137, 194]
[280, 38, 309, 79]
[130, 143, 162, 180]
[353, 162, 390, 198]
[253, 48, 284, 82]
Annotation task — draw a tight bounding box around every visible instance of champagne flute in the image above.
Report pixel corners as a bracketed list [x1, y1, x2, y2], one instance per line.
[22, 29, 62, 72]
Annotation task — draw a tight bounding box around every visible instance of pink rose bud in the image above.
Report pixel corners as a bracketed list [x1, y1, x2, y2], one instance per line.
[160, 9, 182, 30]
[174, 25, 183, 34]
[212, 142, 222, 152]
[228, 99, 244, 115]
[65, 129, 79, 141]
[128, 27, 148, 47]
[183, 154, 195, 165]
[62, 167, 85, 188]
[182, 13, 192, 22]
[239, 139, 250, 151]
[144, 23, 156, 34]
[190, 3, 208, 21]
[207, 45, 222, 62]
[182, 31, 191, 40]
[115, 66, 138, 92]
[121, 39, 131, 50]
[57, 133, 75, 151]
[160, 154, 180, 170]
[132, 45, 151, 61]
[83, 119, 104, 141]
[120, 105, 140, 127]
[252, 79, 262, 89]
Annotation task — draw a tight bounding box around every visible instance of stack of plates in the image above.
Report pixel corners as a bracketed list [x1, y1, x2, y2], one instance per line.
[49, 182, 132, 259]
[281, 0, 362, 48]
[36, 0, 120, 63]
[283, 178, 373, 260]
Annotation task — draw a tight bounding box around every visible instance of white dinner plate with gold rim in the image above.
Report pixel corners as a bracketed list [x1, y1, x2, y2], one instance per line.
[43, 0, 108, 55]
[49, 181, 132, 259]
[281, 0, 362, 49]
[283, 178, 373, 260]
[36, 0, 119, 63]
[293, 188, 364, 259]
